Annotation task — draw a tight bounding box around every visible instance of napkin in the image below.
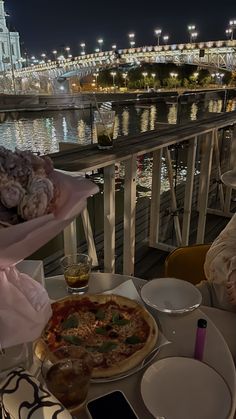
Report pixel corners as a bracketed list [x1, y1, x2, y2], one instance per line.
[0, 368, 72, 418]
[103, 279, 143, 303]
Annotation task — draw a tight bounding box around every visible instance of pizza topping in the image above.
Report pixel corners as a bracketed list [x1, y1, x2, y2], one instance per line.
[125, 335, 142, 345]
[111, 312, 130, 326]
[95, 309, 105, 320]
[62, 335, 82, 346]
[95, 327, 107, 335]
[61, 315, 78, 330]
[98, 341, 118, 353]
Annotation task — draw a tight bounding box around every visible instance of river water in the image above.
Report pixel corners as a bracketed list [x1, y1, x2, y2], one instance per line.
[0, 94, 235, 197]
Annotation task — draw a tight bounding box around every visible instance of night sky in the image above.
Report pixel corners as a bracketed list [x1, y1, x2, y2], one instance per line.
[6, 0, 236, 56]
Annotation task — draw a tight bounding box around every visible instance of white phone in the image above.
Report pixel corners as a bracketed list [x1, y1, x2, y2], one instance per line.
[86, 390, 139, 419]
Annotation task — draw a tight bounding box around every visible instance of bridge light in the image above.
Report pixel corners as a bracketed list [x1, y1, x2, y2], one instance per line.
[41, 53, 46, 58]
[130, 41, 135, 47]
[128, 33, 135, 39]
[154, 28, 162, 46]
[112, 44, 117, 50]
[95, 48, 100, 53]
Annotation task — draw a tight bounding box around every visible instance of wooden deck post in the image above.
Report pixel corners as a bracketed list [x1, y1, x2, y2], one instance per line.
[164, 147, 182, 246]
[123, 155, 137, 276]
[223, 124, 236, 213]
[182, 136, 197, 245]
[149, 149, 163, 247]
[104, 164, 116, 273]
[213, 129, 225, 211]
[196, 130, 214, 243]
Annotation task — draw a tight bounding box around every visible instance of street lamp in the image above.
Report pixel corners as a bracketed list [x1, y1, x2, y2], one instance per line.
[65, 46, 70, 58]
[122, 72, 128, 87]
[191, 32, 198, 42]
[110, 71, 117, 88]
[95, 48, 100, 53]
[229, 20, 236, 39]
[170, 72, 178, 89]
[128, 33, 135, 48]
[93, 72, 99, 88]
[154, 29, 162, 45]
[163, 35, 169, 44]
[52, 50, 57, 60]
[112, 44, 117, 51]
[226, 28, 233, 39]
[142, 72, 148, 90]
[80, 43, 86, 55]
[188, 25, 197, 44]
[41, 53, 46, 63]
[151, 73, 156, 86]
[97, 38, 103, 51]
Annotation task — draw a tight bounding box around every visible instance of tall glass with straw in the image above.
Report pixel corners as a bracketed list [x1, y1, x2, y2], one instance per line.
[94, 109, 116, 150]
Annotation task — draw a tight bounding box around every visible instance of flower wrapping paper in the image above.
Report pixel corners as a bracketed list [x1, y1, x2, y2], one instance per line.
[0, 171, 99, 349]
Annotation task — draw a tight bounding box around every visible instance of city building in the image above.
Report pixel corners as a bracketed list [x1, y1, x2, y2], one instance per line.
[0, 0, 21, 72]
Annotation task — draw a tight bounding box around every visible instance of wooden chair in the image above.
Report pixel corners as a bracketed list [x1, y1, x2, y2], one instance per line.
[164, 244, 211, 285]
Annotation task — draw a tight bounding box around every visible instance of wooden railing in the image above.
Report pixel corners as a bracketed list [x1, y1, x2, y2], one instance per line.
[50, 110, 236, 276]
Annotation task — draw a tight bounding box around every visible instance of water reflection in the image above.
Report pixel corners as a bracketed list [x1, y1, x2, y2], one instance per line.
[167, 104, 177, 124]
[0, 96, 235, 199]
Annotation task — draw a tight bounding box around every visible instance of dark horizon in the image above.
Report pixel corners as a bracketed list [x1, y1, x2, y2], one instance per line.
[6, 0, 236, 56]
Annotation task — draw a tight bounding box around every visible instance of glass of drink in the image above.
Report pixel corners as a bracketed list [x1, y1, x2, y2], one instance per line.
[94, 110, 115, 150]
[60, 253, 91, 294]
[41, 346, 93, 413]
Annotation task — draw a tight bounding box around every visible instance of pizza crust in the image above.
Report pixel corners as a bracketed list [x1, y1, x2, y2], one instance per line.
[35, 294, 158, 378]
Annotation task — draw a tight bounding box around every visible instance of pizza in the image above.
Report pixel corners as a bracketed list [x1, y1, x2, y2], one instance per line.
[35, 294, 158, 378]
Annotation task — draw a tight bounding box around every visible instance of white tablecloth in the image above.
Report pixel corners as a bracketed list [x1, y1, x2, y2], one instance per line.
[44, 273, 236, 419]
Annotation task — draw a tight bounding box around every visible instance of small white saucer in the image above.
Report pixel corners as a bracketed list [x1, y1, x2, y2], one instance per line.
[141, 277, 202, 313]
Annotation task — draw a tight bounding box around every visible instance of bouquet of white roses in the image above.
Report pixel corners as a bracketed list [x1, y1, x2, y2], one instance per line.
[0, 147, 99, 349]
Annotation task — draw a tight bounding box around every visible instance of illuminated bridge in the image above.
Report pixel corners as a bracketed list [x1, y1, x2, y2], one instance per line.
[3, 39, 236, 93]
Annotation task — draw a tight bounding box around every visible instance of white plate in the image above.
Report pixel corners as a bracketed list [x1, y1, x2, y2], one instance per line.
[141, 357, 232, 419]
[141, 277, 202, 313]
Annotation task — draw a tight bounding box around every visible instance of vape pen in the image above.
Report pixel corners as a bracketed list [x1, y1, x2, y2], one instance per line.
[194, 318, 207, 361]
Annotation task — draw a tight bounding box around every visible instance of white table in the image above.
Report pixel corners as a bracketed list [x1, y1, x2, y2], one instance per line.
[45, 273, 236, 419]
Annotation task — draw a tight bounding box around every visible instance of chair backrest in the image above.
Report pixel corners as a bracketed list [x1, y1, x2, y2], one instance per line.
[164, 244, 211, 285]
